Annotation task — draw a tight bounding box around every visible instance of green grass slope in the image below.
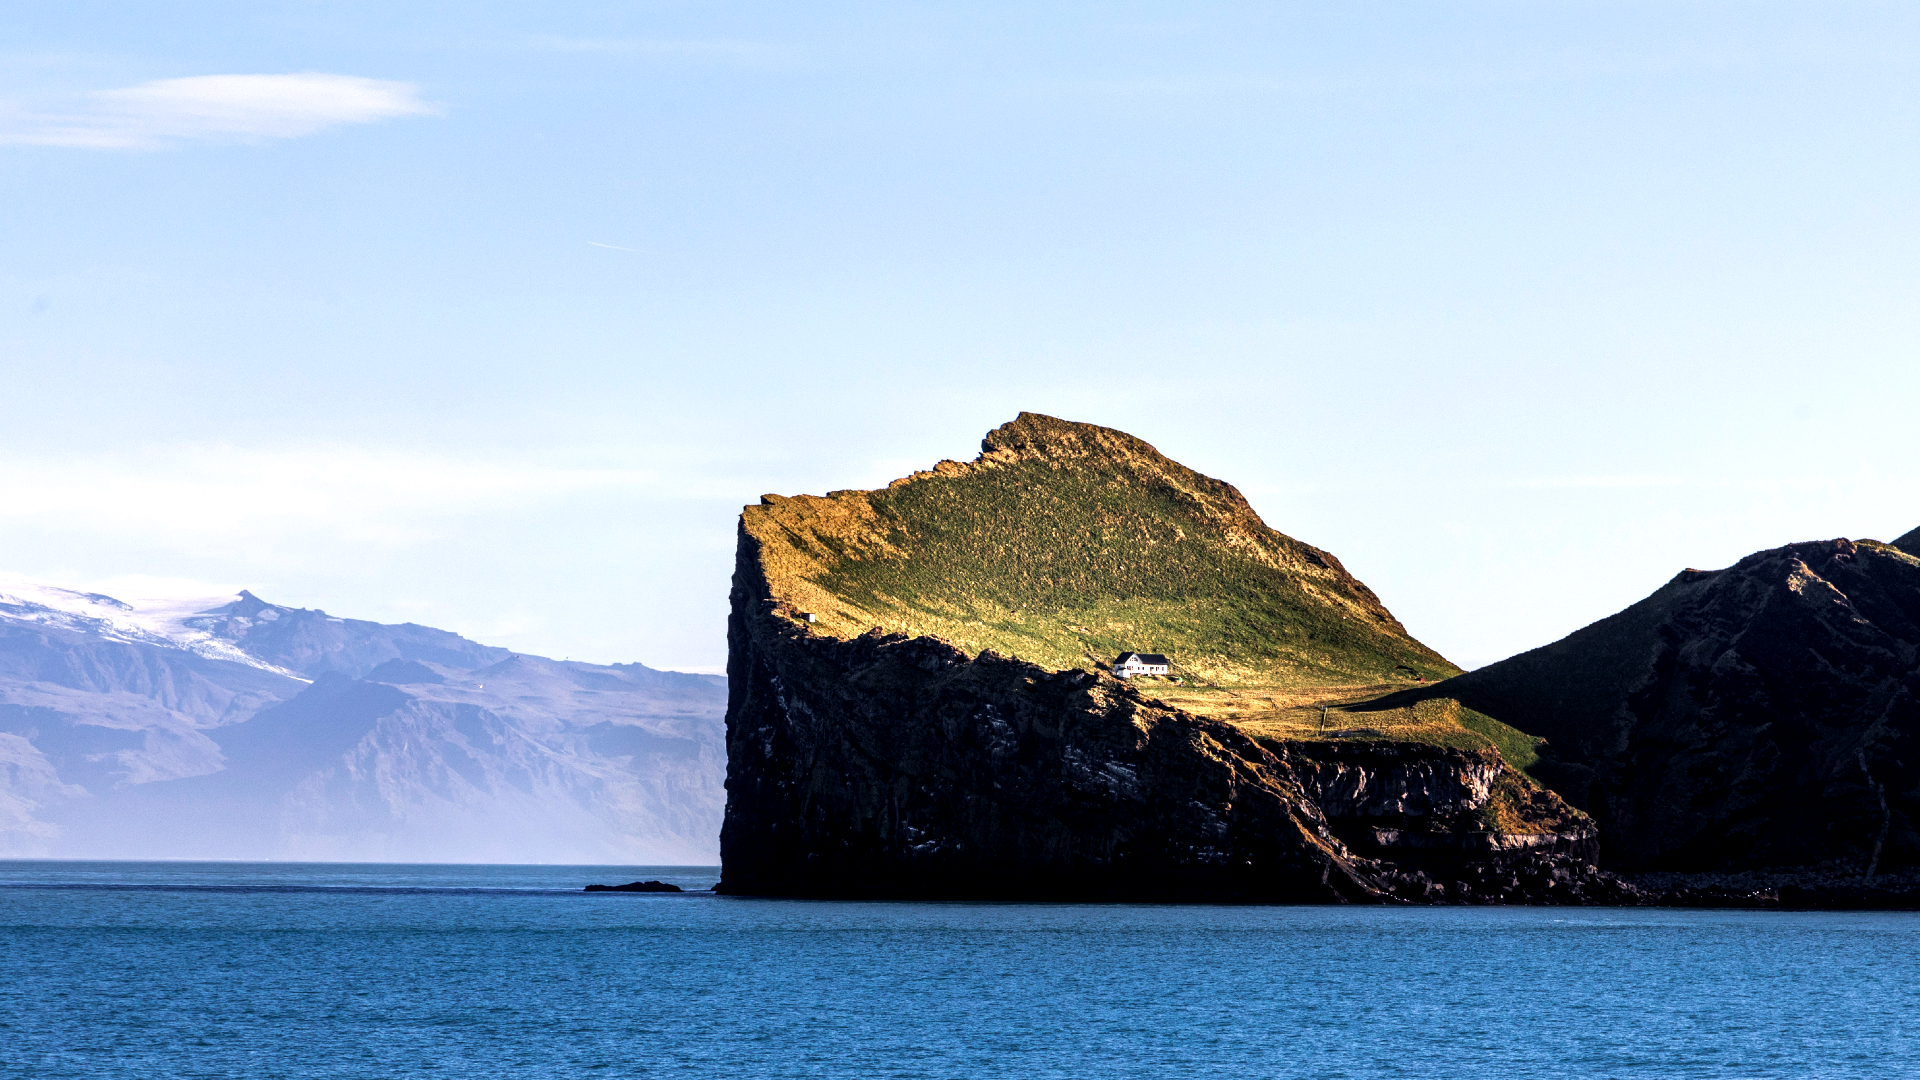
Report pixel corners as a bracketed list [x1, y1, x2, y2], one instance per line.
[742, 412, 1457, 688]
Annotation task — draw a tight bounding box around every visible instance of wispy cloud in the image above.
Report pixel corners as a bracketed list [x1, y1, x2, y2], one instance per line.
[587, 241, 642, 252]
[529, 35, 782, 61]
[0, 444, 747, 669]
[0, 445, 659, 548]
[0, 73, 436, 150]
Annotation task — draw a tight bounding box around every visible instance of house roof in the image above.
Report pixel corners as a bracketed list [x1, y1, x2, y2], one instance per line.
[1113, 652, 1170, 666]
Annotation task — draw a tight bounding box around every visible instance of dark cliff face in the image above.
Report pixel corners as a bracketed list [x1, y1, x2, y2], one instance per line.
[1445, 537, 1920, 874]
[720, 523, 1604, 902]
[1288, 741, 1596, 862]
[722, 538, 1367, 900]
[719, 412, 1614, 902]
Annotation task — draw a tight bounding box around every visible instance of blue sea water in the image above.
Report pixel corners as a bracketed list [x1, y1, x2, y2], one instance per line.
[2, 861, 1916, 1079]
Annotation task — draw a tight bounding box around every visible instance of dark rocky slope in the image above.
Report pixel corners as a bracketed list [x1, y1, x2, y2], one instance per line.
[1440, 536, 1920, 876]
[719, 415, 1618, 902]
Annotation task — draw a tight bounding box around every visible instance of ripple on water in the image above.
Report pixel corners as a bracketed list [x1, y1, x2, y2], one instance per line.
[2, 861, 1916, 1079]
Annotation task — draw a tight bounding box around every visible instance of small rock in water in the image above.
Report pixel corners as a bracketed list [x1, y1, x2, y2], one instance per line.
[583, 880, 683, 893]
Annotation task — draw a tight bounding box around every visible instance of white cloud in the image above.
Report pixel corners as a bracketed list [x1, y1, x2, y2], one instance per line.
[0, 73, 435, 150]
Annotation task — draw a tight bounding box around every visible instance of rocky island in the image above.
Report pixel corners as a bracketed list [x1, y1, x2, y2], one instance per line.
[717, 413, 1622, 902]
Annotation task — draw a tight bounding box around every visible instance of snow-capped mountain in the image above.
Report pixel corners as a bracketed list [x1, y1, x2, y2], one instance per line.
[0, 576, 307, 677]
[0, 577, 724, 863]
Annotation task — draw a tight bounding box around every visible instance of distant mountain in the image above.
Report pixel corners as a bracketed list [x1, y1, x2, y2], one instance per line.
[0, 577, 724, 862]
[1896, 525, 1920, 557]
[180, 589, 514, 678]
[1437, 536, 1920, 874]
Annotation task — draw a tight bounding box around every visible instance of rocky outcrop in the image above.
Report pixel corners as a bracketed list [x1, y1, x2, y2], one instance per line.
[1285, 741, 1598, 863]
[584, 880, 683, 893]
[1442, 536, 1920, 875]
[1293, 741, 1500, 819]
[718, 413, 1634, 903]
[1625, 868, 1920, 909]
[719, 549, 1608, 902]
[720, 605, 1367, 900]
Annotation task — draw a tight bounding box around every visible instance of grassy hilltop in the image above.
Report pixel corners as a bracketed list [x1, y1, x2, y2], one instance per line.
[725, 414, 1607, 900]
[743, 412, 1457, 689]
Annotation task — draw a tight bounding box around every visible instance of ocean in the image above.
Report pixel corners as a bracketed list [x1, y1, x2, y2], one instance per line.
[3, 861, 1915, 1078]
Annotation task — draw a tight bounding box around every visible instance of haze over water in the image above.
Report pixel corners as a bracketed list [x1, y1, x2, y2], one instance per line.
[4, 861, 1914, 1078]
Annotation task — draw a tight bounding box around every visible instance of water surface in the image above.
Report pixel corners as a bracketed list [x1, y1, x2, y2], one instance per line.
[3, 861, 1913, 1078]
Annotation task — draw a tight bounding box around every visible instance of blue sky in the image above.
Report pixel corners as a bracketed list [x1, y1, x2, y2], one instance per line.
[4, 2, 1917, 672]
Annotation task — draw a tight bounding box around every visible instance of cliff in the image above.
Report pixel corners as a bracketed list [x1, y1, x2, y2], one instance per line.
[719, 414, 1612, 902]
[1439, 536, 1920, 874]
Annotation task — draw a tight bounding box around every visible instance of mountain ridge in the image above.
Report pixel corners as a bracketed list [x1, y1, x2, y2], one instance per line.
[0, 577, 725, 861]
[1430, 535, 1920, 873]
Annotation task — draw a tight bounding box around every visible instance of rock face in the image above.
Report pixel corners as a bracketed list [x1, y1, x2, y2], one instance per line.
[719, 616, 1601, 901]
[723, 621, 1365, 900]
[1443, 537, 1920, 874]
[719, 415, 1605, 901]
[1288, 741, 1597, 863]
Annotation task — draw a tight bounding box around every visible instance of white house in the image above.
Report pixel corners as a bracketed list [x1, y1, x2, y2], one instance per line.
[1111, 652, 1170, 678]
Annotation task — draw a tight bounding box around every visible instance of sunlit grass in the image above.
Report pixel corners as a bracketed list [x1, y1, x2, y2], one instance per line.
[793, 456, 1456, 688]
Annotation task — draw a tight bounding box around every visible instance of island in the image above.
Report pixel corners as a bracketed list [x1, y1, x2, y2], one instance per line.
[715, 413, 1625, 902]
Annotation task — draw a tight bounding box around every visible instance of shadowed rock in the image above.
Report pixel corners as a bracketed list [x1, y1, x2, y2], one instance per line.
[584, 880, 683, 893]
[1442, 536, 1920, 875]
[717, 414, 1607, 903]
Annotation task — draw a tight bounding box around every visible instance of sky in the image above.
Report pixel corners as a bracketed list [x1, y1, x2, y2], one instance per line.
[3, 1, 1917, 674]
